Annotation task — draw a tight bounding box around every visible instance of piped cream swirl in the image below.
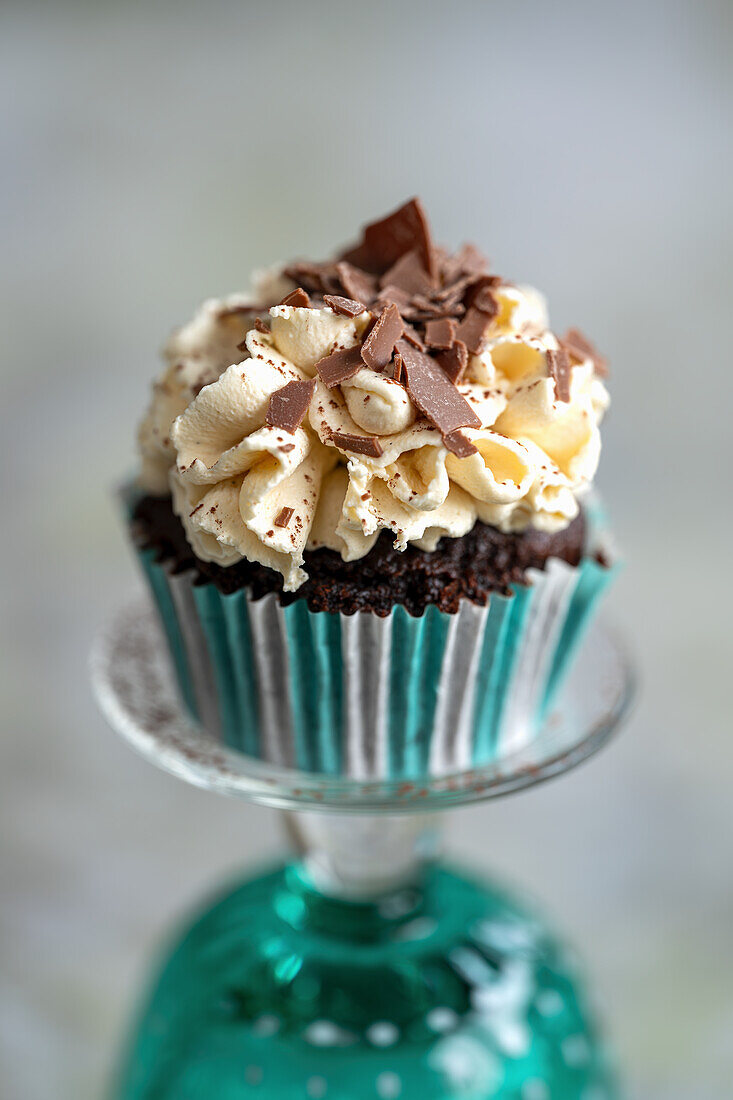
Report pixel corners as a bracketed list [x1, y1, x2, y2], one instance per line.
[138, 284, 608, 590]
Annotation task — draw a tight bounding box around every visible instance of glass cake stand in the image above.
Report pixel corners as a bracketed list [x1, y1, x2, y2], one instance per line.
[91, 601, 635, 1100]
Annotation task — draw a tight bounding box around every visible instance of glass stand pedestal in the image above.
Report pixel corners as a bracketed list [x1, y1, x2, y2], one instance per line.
[92, 603, 634, 1100]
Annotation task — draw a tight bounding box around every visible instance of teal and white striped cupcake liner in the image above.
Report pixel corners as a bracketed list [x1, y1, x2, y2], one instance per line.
[130, 502, 614, 781]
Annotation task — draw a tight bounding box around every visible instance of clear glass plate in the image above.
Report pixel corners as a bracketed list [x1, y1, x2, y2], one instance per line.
[91, 600, 635, 814]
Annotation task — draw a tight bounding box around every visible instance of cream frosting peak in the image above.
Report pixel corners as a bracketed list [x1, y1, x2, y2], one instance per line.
[136, 210, 608, 590]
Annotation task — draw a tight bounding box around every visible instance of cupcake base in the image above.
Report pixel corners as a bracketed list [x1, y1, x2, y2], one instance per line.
[131, 493, 588, 616]
[126, 491, 613, 779]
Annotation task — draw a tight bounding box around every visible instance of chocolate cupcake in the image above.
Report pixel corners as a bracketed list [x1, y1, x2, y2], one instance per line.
[129, 199, 613, 778]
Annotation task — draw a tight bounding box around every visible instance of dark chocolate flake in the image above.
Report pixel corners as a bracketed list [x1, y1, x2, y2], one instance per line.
[265, 377, 316, 433]
[315, 344, 364, 387]
[274, 506, 294, 528]
[396, 340, 481, 435]
[546, 347, 571, 403]
[331, 430, 384, 458]
[280, 287, 311, 308]
[361, 303, 404, 371]
[323, 294, 366, 317]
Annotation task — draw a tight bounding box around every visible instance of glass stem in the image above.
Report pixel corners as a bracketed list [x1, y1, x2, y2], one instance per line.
[282, 810, 441, 901]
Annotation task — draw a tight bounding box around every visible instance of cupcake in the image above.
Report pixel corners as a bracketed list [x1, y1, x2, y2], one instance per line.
[129, 198, 613, 779]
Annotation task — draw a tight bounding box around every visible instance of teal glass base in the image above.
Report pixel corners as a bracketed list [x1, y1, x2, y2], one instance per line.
[116, 861, 617, 1100]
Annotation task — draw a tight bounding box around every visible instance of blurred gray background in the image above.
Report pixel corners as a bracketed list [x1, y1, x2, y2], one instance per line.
[1, 1, 731, 1097]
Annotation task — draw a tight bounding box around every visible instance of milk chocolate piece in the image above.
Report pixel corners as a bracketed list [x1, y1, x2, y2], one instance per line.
[457, 307, 493, 354]
[335, 261, 378, 305]
[546, 348, 571, 402]
[436, 339, 468, 383]
[561, 327, 609, 377]
[274, 506, 294, 528]
[315, 345, 364, 388]
[361, 304, 404, 371]
[265, 378, 316, 433]
[380, 249, 434, 296]
[331, 430, 384, 458]
[443, 429, 478, 458]
[280, 287, 311, 308]
[343, 197, 436, 278]
[323, 294, 366, 317]
[424, 317, 457, 349]
[397, 340, 481, 435]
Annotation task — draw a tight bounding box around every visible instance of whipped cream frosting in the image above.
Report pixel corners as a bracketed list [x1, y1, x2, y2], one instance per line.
[137, 203, 609, 591]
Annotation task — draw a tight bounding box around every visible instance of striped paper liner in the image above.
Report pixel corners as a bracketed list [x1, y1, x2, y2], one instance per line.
[132, 536, 614, 780]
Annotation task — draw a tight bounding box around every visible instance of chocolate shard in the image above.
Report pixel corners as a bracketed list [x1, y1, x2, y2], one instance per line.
[265, 378, 316, 433]
[456, 306, 494, 355]
[374, 284, 413, 312]
[315, 344, 364, 388]
[400, 321, 425, 350]
[280, 287, 311, 308]
[396, 339, 481, 435]
[283, 261, 340, 296]
[323, 293, 367, 317]
[335, 261, 378, 305]
[342, 197, 436, 279]
[380, 249, 435, 296]
[274, 506, 294, 528]
[467, 278, 499, 316]
[361, 303, 404, 371]
[253, 317, 270, 334]
[561, 327, 609, 377]
[546, 347, 571, 402]
[444, 242, 491, 281]
[392, 352, 404, 382]
[443, 429, 478, 458]
[436, 339, 468, 383]
[424, 317, 457, 349]
[331, 430, 383, 458]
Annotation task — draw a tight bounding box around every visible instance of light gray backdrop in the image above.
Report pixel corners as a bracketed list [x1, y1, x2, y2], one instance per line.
[1, 1, 731, 1097]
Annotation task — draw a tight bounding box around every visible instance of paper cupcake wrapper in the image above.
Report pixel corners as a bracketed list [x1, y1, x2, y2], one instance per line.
[132, 526, 614, 780]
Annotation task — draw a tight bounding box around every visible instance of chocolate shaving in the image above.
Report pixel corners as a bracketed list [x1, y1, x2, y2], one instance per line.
[331, 430, 383, 458]
[361, 304, 404, 371]
[335, 262, 378, 305]
[392, 352, 404, 382]
[342, 197, 436, 279]
[274, 506, 294, 528]
[400, 321, 425, 350]
[561, 327, 609, 377]
[468, 280, 499, 316]
[282, 261, 340, 296]
[380, 249, 435, 296]
[456, 307, 494, 354]
[254, 318, 270, 334]
[374, 284, 413, 313]
[323, 294, 366, 317]
[396, 340, 481, 435]
[265, 378, 316, 433]
[424, 317, 457, 349]
[236, 337, 249, 352]
[315, 344, 364, 388]
[436, 339, 468, 383]
[280, 287, 311, 308]
[546, 347, 571, 402]
[443, 429, 478, 458]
